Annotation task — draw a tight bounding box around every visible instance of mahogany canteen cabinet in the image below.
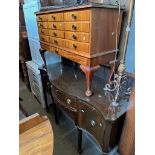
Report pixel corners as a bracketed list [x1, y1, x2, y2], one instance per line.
[36, 4, 123, 96]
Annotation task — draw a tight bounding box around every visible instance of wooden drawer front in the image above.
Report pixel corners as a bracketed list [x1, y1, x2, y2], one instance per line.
[49, 30, 65, 39]
[50, 46, 59, 54]
[52, 86, 77, 112]
[64, 10, 90, 21]
[65, 40, 89, 53]
[48, 13, 64, 21]
[78, 101, 105, 147]
[39, 28, 49, 36]
[65, 32, 90, 43]
[65, 22, 90, 33]
[40, 35, 50, 42]
[37, 15, 48, 21]
[58, 50, 88, 66]
[41, 43, 50, 51]
[48, 22, 65, 30]
[38, 22, 48, 29]
[50, 37, 65, 47]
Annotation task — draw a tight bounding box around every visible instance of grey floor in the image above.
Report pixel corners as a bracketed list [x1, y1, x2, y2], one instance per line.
[19, 78, 105, 155]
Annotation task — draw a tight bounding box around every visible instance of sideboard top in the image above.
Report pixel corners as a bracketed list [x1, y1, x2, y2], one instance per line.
[46, 62, 133, 121]
[36, 3, 124, 15]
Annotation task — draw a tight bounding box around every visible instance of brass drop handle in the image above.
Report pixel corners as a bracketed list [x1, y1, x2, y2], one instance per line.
[53, 24, 56, 29]
[72, 44, 77, 49]
[41, 30, 44, 34]
[52, 15, 56, 20]
[41, 37, 45, 41]
[54, 40, 58, 44]
[72, 14, 76, 19]
[72, 34, 77, 40]
[72, 24, 76, 30]
[53, 32, 57, 36]
[39, 16, 42, 20]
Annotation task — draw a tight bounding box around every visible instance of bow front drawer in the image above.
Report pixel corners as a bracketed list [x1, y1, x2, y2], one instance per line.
[64, 9, 90, 21]
[48, 12, 64, 21]
[65, 22, 90, 33]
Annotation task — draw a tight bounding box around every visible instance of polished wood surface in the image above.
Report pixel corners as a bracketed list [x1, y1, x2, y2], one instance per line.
[46, 62, 133, 153]
[19, 113, 53, 155]
[36, 5, 123, 96]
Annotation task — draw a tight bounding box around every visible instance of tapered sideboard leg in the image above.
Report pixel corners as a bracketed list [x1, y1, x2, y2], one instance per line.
[80, 65, 100, 97]
[78, 128, 82, 154]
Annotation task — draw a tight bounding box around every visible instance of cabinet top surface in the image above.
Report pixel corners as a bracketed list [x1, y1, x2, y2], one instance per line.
[36, 3, 124, 15]
[46, 62, 133, 121]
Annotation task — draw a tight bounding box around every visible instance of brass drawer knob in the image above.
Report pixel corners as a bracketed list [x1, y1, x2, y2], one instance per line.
[53, 32, 57, 36]
[39, 16, 42, 20]
[41, 30, 44, 34]
[52, 15, 56, 20]
[72, 14, 76, 19]
[90, 120, 96, 127]
[72, 44, 77, 49]
[53, 24, 56, 29]
[66, 98, 71, 104]
[72, 34, 77, 40]
[72, 24, 76, 30]
[54, 40, 58, 44]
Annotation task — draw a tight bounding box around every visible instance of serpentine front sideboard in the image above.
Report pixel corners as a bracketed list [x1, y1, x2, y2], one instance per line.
[45, 61, 133, 154]
[36, 4, 123, 96]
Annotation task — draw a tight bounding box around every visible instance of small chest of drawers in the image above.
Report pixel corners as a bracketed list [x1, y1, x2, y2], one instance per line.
[36, 4, 123, 96]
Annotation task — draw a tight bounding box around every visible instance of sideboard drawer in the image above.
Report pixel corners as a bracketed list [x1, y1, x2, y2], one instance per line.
[37, 15, 48, 22]
[52, 86, 77, 112]
[65, 40, 89, 54]
[65, 31, 90, 43]
[78, 101, 105, 148]
[49, 30, 65, 39]
[64, 9, 90, 21]
[50, 37, 65, 47]
[48, 22, 65, 30]
[65, 22, 90, 33]
[39, 28, 49, 36]
[38, 22, 48, 29]
[40, 35, 50, 42]
[48, 12, 64, 21]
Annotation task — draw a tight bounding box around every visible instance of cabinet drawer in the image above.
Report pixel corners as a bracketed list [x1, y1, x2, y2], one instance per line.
[50, 46, 59, 54]
[39, 28, 49, 36]
[64, 9, 90, 21]
[37, 15, 48, 22]
[65, 32, 90, 43]
[40, 35, 50, 42]
[65, 40, 89, 53]
[41, 43, 50, 51]
[50, 37, 65, 47]
[38, 22, 48, 29]
[48, 12, 64, 21]
[49, 30, 65, 39]
[52, 86, 77, 112]
[48, 22, 65, 30]
[78, 101, 105, 147]
[65, 22, 90, 33]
